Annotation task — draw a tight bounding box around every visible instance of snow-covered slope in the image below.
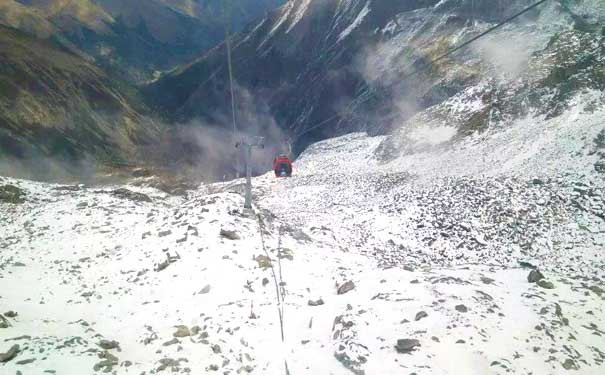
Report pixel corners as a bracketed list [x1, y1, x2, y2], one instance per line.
[1, 89, 604, 374]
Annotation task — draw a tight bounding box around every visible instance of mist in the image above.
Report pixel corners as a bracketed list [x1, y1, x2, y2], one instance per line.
[151, 84, 289, 182]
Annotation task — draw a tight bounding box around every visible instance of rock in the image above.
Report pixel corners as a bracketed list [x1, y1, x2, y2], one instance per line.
[537, 280, 555, 289]
[220, 229, 240, 240]
[199, 285, 211, 294]
[334, 351, 366, 375]
[519, 261, 537, 269]
[456, 339, 466, 344]
[262, 278, 270, 287]
[111, 188, 152, 203]
[277, 248, 294, 261]
[16, 358, 35, 365]
[0, 185, 25, 204]
[211, 344, 221, 354]
[0, 314, 10, 329]
[163, 338, 179, 347]
[395, 339, 420, 354]
[208, 364, 219, 371]
[308, 299, 325, 306]
[157, 358, 181, 371]
[455, 304, 468, 313]
[415, 311, 428, 321]
[93, 359, 117, 372]
[589, 285, 603, 296]
[480, 277, 495, 285]
[98, 340, 120, 350]
[528, 270, 545, 283]
[292, 229, 312, 242]
[190, 326, 201, 335]
[158, 230, 172, 237]
[0, 344, 19, 362]
[254, 255, 272, 269]
[337, 281, 355, 295]
[173, 325, 190, 338]
[4, 311, 17, 318]
[562, 359, 578, 370]
[5, 335, 31, 342]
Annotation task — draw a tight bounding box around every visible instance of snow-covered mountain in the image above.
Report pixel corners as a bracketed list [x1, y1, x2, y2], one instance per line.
[1, 81, 604, 373]
[147, 0, 604, 154]
[1, 1, 604, 373]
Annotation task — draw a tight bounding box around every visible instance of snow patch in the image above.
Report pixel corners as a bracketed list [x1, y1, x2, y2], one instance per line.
[337, 1, 371, 42]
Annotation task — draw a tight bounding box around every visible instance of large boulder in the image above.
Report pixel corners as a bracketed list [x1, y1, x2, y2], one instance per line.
[0, 185, 25, 204]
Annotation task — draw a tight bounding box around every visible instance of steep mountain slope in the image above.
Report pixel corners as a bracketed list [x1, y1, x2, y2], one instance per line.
[146, 0, 603, 153]
[156, 0, 285, 28]
[0, 86, 604, 373]
[0, 25, 162, 177]
[0, 0, 285, 82]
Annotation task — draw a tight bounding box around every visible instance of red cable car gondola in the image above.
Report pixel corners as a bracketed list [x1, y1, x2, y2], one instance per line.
[273, 155, 293, 177]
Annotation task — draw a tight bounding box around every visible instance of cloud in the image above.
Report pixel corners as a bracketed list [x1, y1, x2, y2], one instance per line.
[471, 31, 536, 79]
[153, 84, 289, 181]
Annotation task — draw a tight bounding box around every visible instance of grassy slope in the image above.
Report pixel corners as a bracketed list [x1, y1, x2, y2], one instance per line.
[0, 24, 161, 166]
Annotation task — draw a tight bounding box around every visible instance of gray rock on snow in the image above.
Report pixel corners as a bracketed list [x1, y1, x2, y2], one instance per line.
[537, 280, 555, 289]
[455, 304, 468, 313]
[173, 325, 191, 338]
[0, 185, 25, 204]
[334, 351, 366, 375]
[98, 340, 120, 350]
[415, 311, 428, 321]
[111, 188, 152, 203]
[308, 299, 325, 306]
[0, 314, 11, 328]
[163, 338, 179, 347]
[562, 358, 579, 370]
[395, 339, 420, 354]
[199, 285, 211, 294]
[337, 281, 355, 295]
[16, 358, 35, 365]
[220, 229, 240, 240]
[157, 358, 184, 372]
[0, 344, 19, 362]
[589, 285, 603, 296]
[528, 270, 545, 283]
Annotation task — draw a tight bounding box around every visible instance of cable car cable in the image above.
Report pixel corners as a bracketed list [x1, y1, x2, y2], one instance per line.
[223, 0, 240, 178]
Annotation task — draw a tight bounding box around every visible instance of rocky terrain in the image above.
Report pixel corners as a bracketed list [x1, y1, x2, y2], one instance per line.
[1, 85, 604, 374]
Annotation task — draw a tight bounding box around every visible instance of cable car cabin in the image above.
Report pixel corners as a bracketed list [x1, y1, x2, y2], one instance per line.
[273, 155, 293, 177]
